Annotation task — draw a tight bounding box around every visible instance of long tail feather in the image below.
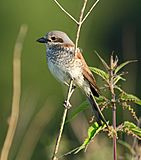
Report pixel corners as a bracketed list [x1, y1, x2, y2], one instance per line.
[87, 94, 108, 127]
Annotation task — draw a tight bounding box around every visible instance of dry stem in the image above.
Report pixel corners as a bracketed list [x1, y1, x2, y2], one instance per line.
[52, 0, 100, 159]
[81, 0, 100, 24]
[53, 0, 79, 24]
[0, 24, 28, 160]
[52, 80, 74, 160]
[75, 0, 88, 51]
[53, 0, 100, 52]
[109, 55, 117, 160]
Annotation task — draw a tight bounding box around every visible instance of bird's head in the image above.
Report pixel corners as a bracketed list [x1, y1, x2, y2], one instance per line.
[37, 30, 74, 47]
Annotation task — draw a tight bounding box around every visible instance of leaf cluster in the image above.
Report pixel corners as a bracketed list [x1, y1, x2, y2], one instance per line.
[67, 52, 141, 153]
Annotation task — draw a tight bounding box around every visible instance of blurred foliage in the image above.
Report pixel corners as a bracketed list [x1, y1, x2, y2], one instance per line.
[69, 53, 141, 158]
[0, 0, 141, 160]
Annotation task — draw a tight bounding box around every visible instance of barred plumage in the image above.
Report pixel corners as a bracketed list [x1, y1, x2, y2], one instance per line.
[37, 30, 107, 126]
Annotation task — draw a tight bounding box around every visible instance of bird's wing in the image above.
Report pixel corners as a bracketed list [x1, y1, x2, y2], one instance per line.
[75, 50, 99, 97]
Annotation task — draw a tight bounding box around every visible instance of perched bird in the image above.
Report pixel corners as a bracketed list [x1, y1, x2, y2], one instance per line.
[37, 30, 107, 126]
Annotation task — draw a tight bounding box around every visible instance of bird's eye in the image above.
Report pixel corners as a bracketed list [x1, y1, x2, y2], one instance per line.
[51, 36, 56, 40]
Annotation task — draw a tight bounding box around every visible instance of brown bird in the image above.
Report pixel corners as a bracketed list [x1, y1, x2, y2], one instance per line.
[37, 30, 107, 126]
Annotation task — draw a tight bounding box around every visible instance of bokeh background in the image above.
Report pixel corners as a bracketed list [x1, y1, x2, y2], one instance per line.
[0, 0, 141, 159]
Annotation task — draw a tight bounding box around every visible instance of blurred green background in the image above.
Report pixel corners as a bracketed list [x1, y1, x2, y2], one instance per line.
[0, 0, 141, 159]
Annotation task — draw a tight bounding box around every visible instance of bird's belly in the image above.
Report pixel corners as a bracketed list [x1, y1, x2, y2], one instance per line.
[47, 59, 91, 95]
[48, 60, 70, 85]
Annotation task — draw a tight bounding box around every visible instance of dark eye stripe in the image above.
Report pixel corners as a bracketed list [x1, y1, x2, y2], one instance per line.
[55, 38, 63, 43]
[51, 36, 56, 40]
[50, 36, 64, 43]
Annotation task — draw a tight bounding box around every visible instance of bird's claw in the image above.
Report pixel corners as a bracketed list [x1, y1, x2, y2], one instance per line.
[63, 100, 72, 109]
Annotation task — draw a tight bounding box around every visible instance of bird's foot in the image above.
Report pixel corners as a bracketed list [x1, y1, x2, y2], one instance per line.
[63, 100, 72, 109]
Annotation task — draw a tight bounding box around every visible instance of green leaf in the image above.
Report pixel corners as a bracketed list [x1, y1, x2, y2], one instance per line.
[122, 121, 141, 139]
[95, 51, 110, 70]
[114, 75, 126, 85]
[115, 86, 124, 92]
[120, 92, 141, 105]
[66, 101, 89, 123]
[115, 60, 137, 74]
[90, 67, 109, 82]
[74, 122, 106, 153]
[115, 86, 141, 105]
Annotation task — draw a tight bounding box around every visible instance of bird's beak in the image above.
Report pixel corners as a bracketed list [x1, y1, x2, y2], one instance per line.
[36, 37, 47, 43]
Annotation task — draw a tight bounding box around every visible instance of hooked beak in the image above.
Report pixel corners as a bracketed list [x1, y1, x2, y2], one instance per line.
[36, 37, 47, 43]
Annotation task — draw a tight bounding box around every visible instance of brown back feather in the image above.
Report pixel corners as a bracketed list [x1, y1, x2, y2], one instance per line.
[75, 51, 99, 97]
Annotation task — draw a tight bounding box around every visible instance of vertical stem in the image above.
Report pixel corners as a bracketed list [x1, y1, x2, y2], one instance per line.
[109, 55, 117, 160]
[52, 108, 68, 160]
[75, 0, 88, 52]
[0, 25, 28, 160]
[112, 98, 117, 160]
[52, 80, 74, 160]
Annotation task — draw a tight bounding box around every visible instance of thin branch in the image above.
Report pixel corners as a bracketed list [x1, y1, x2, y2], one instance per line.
[109, 55, 117, 160]
[52, 80, 74, 160]
[75, 0, 88, 52]
[53, 0, 79, 25]
[52, 108, 68, 160]
[58, 146, 80, 159]
[52, 0, 101, 159]
[82, 0, 100, 24]
[53, 0, 99, 53]
[0, 24, 28, 160]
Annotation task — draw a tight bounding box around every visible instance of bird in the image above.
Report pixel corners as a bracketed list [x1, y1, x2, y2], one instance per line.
[37, 30, 107, 126]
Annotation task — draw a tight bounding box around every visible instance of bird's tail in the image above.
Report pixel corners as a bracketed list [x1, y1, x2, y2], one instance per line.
[87, 94, 108, 127]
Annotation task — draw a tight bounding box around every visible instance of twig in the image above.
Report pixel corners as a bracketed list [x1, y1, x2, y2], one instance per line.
[109, 55, 117, 160]
[0, 24, 28, 160]
[52, 80, 74, 160]
[52, 0, 101, 159]
[52, 1, 89, 159]
[58, 146, 80, 159]
[53, 0, 79, 25]
[53, 0, 100, 53]
[75, 0, 88, 52]
[81, 0, 100, 24]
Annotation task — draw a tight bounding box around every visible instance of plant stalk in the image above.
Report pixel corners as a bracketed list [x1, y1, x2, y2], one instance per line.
[52, 80, 74, 160]
[109, 55, 117, 160]
[0, 25, 28, 160]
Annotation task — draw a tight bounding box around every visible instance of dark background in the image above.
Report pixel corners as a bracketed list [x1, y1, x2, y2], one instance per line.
[0, 0, 141, 159]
